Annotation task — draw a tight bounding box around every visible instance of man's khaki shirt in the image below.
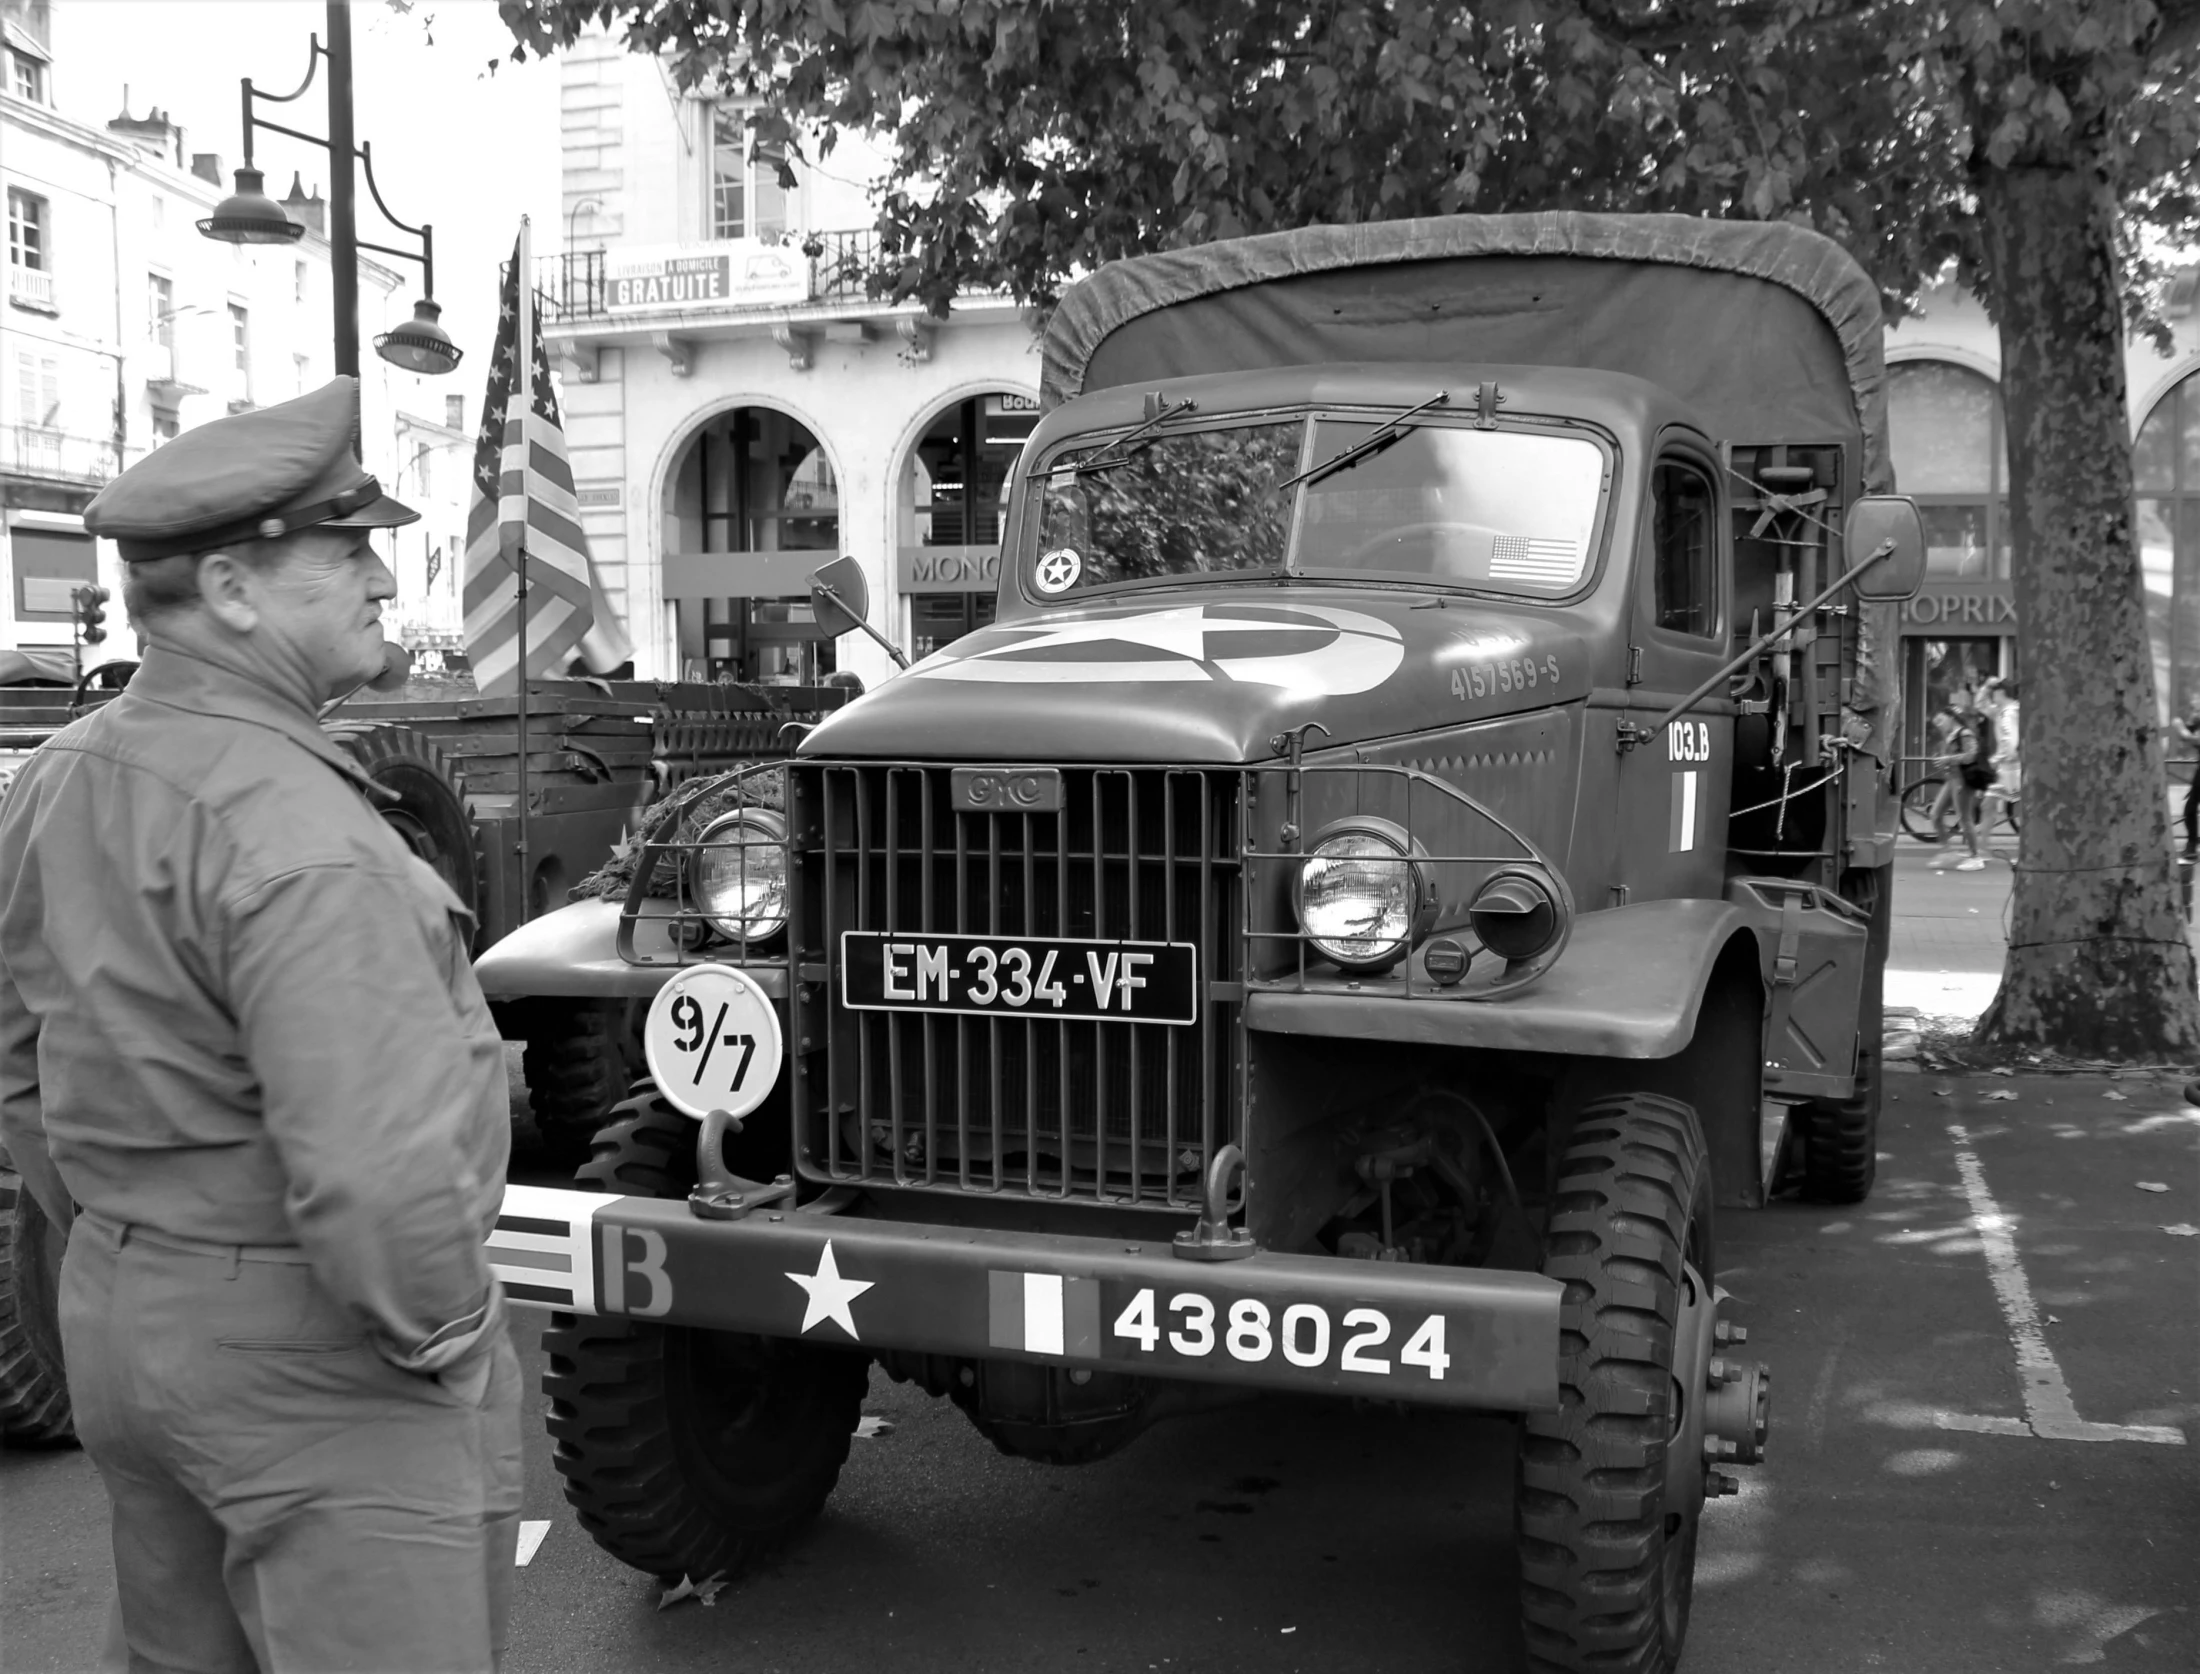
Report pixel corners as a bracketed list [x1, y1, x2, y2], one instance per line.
[0, 646, 508, 1373]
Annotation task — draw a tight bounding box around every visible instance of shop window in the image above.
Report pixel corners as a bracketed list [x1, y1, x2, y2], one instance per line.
[911, 593, 997, 661]
[1887, 360, 2009, 579]
[2136, 368, 2200, 725]
[912, 392, 1038, 548]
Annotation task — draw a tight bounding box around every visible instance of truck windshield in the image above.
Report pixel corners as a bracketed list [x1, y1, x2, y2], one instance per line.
[1034, 420, 1301, 589]
[1030, 414, 1605, 600]
[1294, 420, 1605, 594]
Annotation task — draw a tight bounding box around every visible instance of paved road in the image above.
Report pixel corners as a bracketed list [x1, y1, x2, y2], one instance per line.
[7, 1073, 2193, 1673]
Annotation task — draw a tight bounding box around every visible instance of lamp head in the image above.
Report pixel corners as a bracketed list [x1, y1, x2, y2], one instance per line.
[197, 167, 304, 245]
[374, 298, 463, 376]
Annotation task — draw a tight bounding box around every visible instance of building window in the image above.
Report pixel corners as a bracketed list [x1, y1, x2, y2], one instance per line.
[294, 260, 307, 303]
[708, 105, 788, 240]
[10, 49, 46, 104]
[293, 353, 309, 396]
[148, 193, 163, 232]
[7, 189, 46, 271]
[228, 302, 250, 399]
[1887, 360, 2009, 579]
[2137, 369, 2200, 725]
[148, 273, 173, 344]
[152, 412, 179, 443]
[1650, 459, 1718, 637]
[15, 349, 59, 428]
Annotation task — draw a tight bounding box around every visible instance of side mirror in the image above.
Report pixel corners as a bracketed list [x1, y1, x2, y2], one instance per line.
[809, 554, 871, 638]
[1846, 495, 1928, 602]
[808, 555, 911, 672]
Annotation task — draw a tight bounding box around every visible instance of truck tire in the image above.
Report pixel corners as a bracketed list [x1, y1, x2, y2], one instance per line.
[520, 1001, 630, 1170]
[1798, 1052, 1878, 1203]
[1516, 1093, 1715, 1674]
[327, 724, 479, 927]
[0, 1168, 74, 1446]
[541, 1091, 867, 1583]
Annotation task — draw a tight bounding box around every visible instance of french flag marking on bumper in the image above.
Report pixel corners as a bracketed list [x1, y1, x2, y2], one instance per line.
[988, 1271, 1103, 1357]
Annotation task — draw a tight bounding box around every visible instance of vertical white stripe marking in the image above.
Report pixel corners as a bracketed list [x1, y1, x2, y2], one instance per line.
[1679, 769, 1698, 851]
[515, 1520, 551, 1567]
[1947, 1124, 2184, 1445]
[1024, 1271, 1065, 1356]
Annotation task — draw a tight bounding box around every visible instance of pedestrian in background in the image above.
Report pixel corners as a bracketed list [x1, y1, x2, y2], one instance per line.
[0, 380, 521, 1674]
[1930, 699, 1990, 870]
[2174, 701, 2200, 857]
[1979, 676, 2021, 844]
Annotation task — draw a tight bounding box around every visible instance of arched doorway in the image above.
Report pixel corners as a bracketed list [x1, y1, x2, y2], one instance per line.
[1887, 359, 2015, 766]
[2136, 365, 2200, 726]
[897, 390, 1040, 660]
[663, 405, 840, 684]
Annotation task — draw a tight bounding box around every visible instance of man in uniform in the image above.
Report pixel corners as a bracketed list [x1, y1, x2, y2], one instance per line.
[0, 378, 521, 1672]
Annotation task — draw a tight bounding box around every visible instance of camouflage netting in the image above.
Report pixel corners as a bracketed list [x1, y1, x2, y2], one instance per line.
[571, 766, 785, 902]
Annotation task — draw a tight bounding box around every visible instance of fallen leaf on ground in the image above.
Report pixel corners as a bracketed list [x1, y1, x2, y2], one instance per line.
[856, 1415, 895, 1438]
[659, 1573, 730, 1611]
[2136, 1181, 2171, 1193]
[2163, 1224, 2199, 1237]
[1991, 1067, 2014, 1077]
[2103, 1090, 2129, 1102]
[1983, 1089, 2018, 1101]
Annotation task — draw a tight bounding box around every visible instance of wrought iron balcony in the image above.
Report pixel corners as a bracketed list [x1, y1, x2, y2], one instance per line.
[535, 228, 885, 326]
[1, 425, 124, 485]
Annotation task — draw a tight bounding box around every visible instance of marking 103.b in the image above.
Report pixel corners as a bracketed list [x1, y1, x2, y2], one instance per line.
[1667, 719, 1713, 761]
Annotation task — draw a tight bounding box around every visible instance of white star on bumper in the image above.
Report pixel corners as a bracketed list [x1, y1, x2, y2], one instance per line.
[785, 1241, 874, 1339]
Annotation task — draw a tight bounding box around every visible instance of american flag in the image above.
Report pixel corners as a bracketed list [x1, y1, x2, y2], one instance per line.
[1488, 534, 1581, 585]
[462, 232, 631, 697]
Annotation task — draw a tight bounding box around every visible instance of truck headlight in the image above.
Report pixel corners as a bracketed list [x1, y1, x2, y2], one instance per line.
[691, 809, 789, 944]
[1468, 868, 1563, 963]
[1293, 819, 1427, 973]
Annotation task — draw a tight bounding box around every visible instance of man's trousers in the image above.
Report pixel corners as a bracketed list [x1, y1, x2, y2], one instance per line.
[61, 1212, 522, 1674]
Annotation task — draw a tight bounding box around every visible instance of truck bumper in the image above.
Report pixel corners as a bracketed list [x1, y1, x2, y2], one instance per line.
[491, 1185, 1562, 1414]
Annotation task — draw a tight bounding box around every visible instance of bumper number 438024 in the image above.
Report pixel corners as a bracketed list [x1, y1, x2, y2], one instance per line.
[1112, 1288, 1451, 1379]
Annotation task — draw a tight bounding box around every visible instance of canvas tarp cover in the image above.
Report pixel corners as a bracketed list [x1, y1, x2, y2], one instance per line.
[1042, 213, 1893, 493]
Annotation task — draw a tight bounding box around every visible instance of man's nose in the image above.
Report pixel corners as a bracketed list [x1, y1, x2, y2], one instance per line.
[366, 552, 398, 601]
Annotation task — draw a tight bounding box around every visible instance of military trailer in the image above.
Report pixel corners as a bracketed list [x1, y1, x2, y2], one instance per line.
[510, 214, 1916, 1668]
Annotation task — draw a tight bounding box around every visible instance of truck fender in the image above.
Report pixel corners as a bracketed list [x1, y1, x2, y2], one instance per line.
[471, 898, 791, 1004]
[1242, 897, 1754, 1059]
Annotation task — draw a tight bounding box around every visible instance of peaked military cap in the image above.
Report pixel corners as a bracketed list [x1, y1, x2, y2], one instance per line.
[84, 376, 419, 563]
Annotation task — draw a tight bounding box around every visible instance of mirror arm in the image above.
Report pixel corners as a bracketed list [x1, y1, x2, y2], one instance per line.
[815, 581, 911, 671]
[1619, 538, 1895, 750]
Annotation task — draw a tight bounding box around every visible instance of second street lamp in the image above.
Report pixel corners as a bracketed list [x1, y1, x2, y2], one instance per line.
[200, 1, 460, 383]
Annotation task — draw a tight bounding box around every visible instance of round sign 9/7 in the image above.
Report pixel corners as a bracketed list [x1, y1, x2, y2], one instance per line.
[642, 963, 785, 1120]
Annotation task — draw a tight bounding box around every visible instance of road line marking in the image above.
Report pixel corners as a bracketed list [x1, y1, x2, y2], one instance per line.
[1947, 1124, 2185, 1445]
[515, 1520, 551, 1567]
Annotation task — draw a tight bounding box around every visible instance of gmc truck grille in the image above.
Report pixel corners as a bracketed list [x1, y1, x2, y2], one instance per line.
[789, 763, 1241, 1208]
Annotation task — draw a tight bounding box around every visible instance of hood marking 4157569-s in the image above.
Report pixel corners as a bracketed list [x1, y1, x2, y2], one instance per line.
[909, 602, 1405, 694]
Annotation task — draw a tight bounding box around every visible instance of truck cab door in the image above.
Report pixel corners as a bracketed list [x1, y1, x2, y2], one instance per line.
[1617, 448, 1733, 902]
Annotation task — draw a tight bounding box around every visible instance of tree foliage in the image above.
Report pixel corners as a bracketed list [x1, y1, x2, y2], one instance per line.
[500, 1, 2198, 324]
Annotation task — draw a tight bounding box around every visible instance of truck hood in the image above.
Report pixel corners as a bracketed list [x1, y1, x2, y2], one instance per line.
[803, 590, 1593, 762]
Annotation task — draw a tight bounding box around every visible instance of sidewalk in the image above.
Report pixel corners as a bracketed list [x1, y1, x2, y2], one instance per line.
[1887, 839, 2017, 1021]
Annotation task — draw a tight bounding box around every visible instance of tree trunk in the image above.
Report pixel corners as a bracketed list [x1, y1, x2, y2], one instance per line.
[1975, 163, 2200, 1058]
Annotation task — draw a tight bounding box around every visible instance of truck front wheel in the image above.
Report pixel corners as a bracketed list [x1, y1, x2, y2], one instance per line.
[0, 1166, 73, 1446]
[541, 1092, 868, 1583]
[1516, 1093, 1716, 1674]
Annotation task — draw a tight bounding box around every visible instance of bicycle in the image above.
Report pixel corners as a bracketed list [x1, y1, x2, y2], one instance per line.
[1899, 772, 2019, 844]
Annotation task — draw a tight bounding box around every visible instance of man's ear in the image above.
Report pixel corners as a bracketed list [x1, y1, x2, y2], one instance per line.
[194, 550, 260, 632]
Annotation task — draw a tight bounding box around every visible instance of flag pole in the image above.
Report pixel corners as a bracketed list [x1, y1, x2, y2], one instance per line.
[513, 215, 533, 922]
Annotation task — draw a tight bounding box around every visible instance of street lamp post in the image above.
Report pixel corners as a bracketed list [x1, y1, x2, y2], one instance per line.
[199, 1, 460, 399]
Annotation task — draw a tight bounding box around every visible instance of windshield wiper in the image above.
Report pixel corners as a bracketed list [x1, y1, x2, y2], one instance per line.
[1042, 396, 1199, 478]
[1276, 391, 1450, 493]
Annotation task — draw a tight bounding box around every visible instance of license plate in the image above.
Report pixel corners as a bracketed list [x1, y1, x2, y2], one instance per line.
[839, 931, 1198, 1025]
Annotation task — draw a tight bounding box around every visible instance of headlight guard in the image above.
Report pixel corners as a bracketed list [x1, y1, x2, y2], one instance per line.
[1291, 816, 1433, 974]
[689, 807, 790, 946]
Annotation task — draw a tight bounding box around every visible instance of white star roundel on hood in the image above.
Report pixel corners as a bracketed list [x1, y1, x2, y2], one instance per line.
[909, 602, 1405, 694]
